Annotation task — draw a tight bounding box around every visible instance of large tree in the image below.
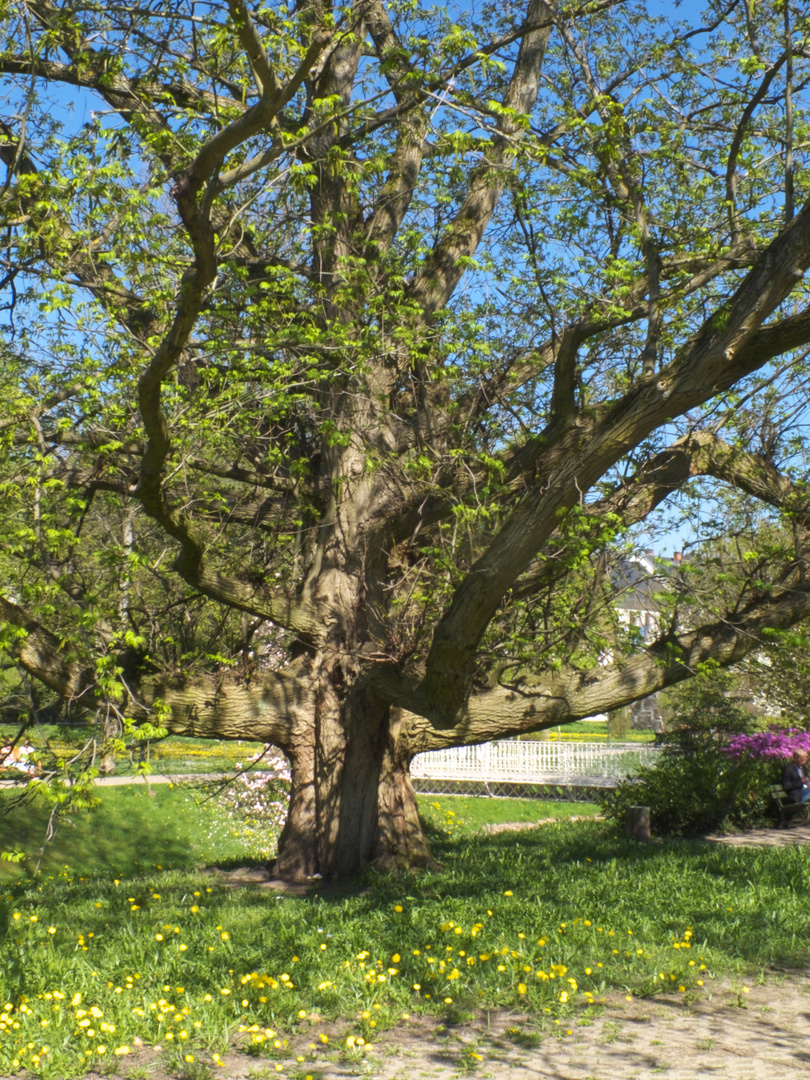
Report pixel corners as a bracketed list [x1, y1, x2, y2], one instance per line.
[4, 0, 810, 879]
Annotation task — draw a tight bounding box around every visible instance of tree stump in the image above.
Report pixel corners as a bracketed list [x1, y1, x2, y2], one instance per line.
[624, 805, 651, 842]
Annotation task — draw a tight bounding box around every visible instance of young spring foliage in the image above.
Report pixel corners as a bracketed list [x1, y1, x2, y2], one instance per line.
[3, 0, 810, 875]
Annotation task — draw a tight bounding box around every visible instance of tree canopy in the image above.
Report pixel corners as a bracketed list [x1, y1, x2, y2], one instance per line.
[3, 0, 810, 878]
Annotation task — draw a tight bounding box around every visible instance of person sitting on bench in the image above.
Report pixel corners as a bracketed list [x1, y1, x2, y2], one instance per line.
[782, 748, 810, 804]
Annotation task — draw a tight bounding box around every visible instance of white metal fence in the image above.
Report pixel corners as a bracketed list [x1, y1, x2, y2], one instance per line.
[411, 739, 661, 789]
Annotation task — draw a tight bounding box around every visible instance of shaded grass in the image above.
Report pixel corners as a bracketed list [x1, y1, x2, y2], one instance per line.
[0, 788, 594, 881]
[420, 821, 810, 970]
[0, 784, 269, 882]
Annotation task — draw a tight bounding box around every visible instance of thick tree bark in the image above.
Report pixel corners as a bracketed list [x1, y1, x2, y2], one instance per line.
[274, 686, 434, 880]
[374, 715, 435, 873]
[0, 587, 437, 881]
[268, 655, 435, 880]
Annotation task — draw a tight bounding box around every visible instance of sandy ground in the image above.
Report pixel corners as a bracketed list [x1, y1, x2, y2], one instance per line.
[355, 978, 810, 1080]
[15, 974, 802, 1080]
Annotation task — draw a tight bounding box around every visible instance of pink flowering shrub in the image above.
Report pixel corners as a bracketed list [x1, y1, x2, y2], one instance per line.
[601, 670, 794, 834]
[726, 728, 810, 760]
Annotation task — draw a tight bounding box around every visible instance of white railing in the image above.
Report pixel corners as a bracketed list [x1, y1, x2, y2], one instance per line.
[411, 739, 661, 786]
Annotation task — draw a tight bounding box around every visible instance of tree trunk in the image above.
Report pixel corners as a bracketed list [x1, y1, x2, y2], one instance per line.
[273, 660, 434, 881]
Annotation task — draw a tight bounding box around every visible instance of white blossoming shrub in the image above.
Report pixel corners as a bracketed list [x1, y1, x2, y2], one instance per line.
[207, 747, 291, 857]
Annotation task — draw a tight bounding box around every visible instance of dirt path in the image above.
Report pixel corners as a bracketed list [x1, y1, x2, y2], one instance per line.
[45, 975, 809, 1080]
[354, 978, 810, 1080]
[0, 772, 232, 788]
[706, 820, 810, 847]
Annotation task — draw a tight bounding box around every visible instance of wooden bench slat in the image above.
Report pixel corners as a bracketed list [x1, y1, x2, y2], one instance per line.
[770, 784, 810, 827]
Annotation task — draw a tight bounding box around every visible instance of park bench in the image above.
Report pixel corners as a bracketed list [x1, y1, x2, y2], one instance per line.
[769, 784, 810, 827]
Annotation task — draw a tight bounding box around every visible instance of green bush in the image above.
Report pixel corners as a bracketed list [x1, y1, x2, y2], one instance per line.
[600, 665, 775, 836]
[600, 739, 773, 836]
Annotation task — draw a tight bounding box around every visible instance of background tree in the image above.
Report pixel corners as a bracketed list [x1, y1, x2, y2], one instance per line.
[4, 0, 810, 879]
[658, 499, 810, 727]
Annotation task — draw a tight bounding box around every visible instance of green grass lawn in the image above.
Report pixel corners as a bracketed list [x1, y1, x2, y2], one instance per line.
[0, 786, 807, 1079]
[0, 727, 269, 777]
[528, 721, 657, 742]
[0, 784, 277, 882]
[0, 788, 596, 881]
[419, 795, 599, 837]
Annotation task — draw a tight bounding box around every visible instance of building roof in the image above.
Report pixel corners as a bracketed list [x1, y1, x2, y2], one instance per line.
[614, 550, 681, 613]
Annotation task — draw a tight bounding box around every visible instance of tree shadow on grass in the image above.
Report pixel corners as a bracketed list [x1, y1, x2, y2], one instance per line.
[6, 789, 808, 976]
[216, 819, 810, 974]
[0, 785, 219, 882]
